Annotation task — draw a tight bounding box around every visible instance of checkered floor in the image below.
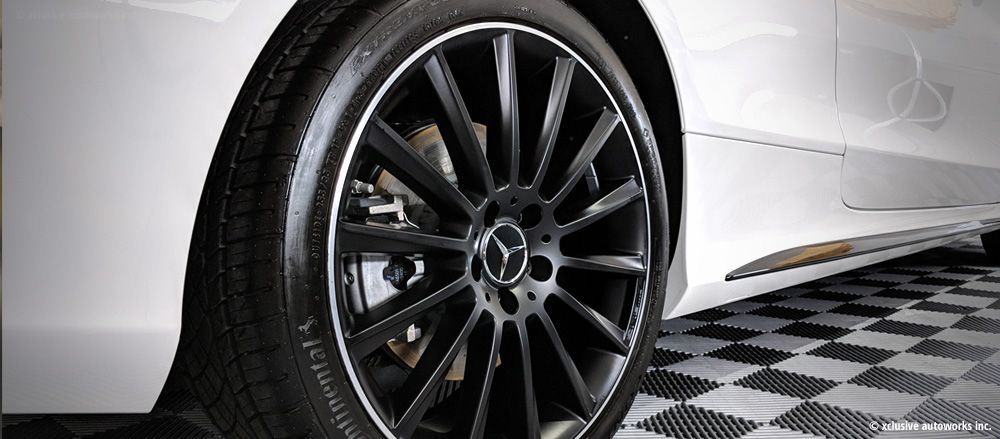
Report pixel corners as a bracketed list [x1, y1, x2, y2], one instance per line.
[618, 238, 1000, 439]
[4, 239, 1000, 438]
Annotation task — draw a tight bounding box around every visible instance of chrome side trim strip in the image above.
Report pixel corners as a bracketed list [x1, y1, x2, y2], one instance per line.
[726, 219, 1000, 281]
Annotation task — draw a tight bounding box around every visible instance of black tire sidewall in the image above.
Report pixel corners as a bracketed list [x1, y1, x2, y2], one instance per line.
[281, 1, 670, 437]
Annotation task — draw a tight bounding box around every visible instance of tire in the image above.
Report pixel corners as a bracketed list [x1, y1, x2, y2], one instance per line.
[983, 230, 1000, 263]
[180, 0, 670, 437]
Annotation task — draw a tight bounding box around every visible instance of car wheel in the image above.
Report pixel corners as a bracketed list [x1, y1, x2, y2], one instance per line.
[181, 0, 669, 437]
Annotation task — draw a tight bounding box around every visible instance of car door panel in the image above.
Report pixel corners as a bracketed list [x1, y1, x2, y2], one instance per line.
[643, 0, 843, 154]
[837, 0, 1000, 209]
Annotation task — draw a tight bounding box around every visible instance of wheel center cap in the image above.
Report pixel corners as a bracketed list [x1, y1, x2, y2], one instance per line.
[480, 221, 529, 287]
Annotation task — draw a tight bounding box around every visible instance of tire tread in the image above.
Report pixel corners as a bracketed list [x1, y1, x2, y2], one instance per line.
[179, 1, 380, 437]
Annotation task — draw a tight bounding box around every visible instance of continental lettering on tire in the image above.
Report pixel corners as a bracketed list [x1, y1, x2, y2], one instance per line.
[300, 326, 369, 438]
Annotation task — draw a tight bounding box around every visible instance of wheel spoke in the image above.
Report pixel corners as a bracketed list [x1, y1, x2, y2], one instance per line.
[561, 254, 646, 276]
[393, 304, 478, 436]
[454, 315, 502, 439]
[507, 322, 542, 438]
[336, 221, 469, 255]
[550, 287, 627, 355]
[346, 276, 470, 356]
[364, 116, 475, 217]
[559, 177, 642, 233]
[539, 313, 595, 419]
[425, 49, 494, 195]
[529, 57, 576, 188]
[494, 31, 520, 187]
[548, 109, 619, 204]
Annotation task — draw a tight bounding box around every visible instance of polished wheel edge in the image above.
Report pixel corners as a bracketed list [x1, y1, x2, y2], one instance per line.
[325, 22, 655, 439]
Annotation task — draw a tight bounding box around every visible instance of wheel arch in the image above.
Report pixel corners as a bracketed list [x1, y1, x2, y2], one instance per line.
[181, 1, 680, 436]
[567, 0, 684, 260]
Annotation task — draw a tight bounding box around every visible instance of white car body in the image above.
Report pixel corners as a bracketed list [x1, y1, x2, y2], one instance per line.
[4, 0, 999, 414]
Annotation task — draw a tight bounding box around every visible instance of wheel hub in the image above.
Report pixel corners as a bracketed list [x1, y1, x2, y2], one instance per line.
[479, 221, 530, 287]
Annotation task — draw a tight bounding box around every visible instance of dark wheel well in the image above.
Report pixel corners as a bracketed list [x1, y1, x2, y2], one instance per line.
[569, 0, 683, 260]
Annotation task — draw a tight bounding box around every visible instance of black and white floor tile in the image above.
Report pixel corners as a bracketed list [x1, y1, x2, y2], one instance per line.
[617, 238, 1000, 439]
[4, 239, 1000, 438]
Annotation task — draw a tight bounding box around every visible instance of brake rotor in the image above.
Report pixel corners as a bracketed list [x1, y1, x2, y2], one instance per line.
[379, 122, 493, 381]
[374, 122, 486, 201]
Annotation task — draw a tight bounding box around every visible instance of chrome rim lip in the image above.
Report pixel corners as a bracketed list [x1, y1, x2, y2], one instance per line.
[325, 22, 653, 438]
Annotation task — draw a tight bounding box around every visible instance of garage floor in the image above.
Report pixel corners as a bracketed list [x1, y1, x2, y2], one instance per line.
[4, 239, 1000, 439]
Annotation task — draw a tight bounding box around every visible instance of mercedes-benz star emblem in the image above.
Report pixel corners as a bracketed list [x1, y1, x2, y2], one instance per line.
[480, 222, 529, 286]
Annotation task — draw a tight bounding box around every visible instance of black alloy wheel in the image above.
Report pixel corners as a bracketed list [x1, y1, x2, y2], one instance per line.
[182, 1, 669, 438]
[333, 25, 652, 439]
